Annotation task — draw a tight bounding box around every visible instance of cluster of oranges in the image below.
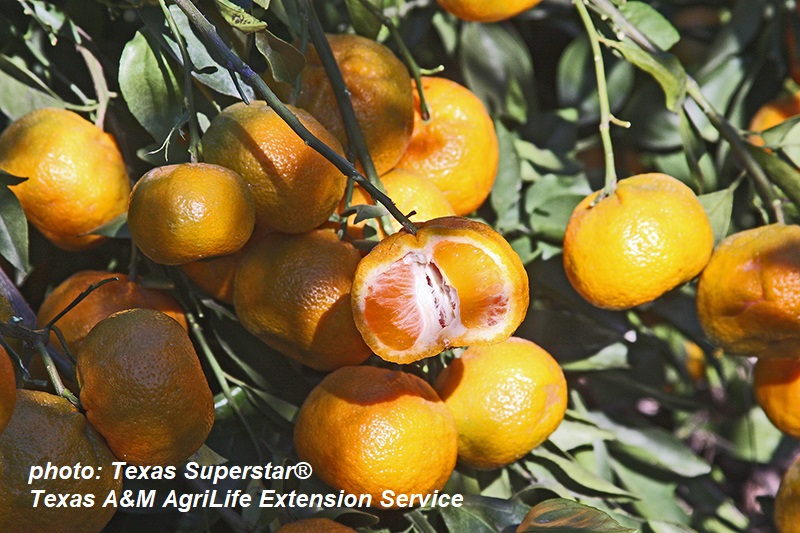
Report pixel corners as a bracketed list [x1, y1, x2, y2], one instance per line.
[0, 18, 567, 530]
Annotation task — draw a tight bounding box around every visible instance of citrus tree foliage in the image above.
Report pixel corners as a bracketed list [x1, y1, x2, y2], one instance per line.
[1, 0, 799, 531]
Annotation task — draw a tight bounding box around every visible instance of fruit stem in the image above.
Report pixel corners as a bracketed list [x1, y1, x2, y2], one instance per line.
[172, 0, 418, 235]
[353, 0, 433, 121]
[160, 0, 202, 162]
[41, 277, 120, 331]
[183, 308, 263, 459]
[575, 0, 620, 200]
[587, 0, 782, 219]
[35, 341, 80, 408]
[302, 0, 397, 237]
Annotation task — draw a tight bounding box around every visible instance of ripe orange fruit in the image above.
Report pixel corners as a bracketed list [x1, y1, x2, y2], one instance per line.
[294, 365, 458, 508]
[0, 107, 130, 251]
[276, 518, 357, 533]
[435, 0, 542, 23]
[234, 229, 371, 371]
[127, 162, 255, 265]
[0, 347, 15, 436]
[395, 76, 498, 216]
[343, 168, 455, 238]
[0, 389, 122, 533]
[76, 308, 214, 466]
[36, 270, 188, 352]
[776, 454, 800, 533]
[697, 224, 800, 359]
[563, 173, 713, 310]
[293, 34, 414, 176]
[202, 101, 346, 233]
[434, 337, 567, 469]
[754, 358, 800, 438]
[180, 227, 270, 305]
[351, 216, 529, 364]
[748, 90, 800, 146]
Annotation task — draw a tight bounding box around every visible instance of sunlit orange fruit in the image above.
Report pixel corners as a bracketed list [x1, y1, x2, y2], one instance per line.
[351, 216, 529, 364]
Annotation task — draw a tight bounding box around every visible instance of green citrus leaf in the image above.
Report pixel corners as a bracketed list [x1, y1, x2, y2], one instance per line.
[619, 2, 680, 51]
[440, 495, 530, 533]
[528, 448, 636, 499]
[345, 0, 383, 40]
[517, 498, 636, 532]
[746, 143, 800, 209]
[213, 0, 267, 33]
[697, 187, 734, 246]
[254, 30, 306, 86]
[0, 172, 30, 274]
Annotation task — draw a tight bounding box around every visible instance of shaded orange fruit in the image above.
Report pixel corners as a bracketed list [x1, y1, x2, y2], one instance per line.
[294, 34, 414, 176]
[276, 518, 357, 533]
[0, 107, 130, 251]
[0, 390, 122, 533]
[776, 454, 800, 533]
[435, 0, 542, 23]
[748, 90, 800, 146]
[234, 229, 371, 371]
[180, 226, 271, 305]
[697, 224, 800, 359]
[343, 168, 455, 238]
[0, 346, 14, 436]
[351, 216, 529, 364]
[76, 308, 214, 466]
[434, 337, 567, 469]
[36, 270, 187, 353]
[128, 162, 255, 265]
[563, 173, 713, 310]
[202, 101, 346, 233]
[294, 365, 457, 508]
[395, 76, 498, 216]
[754, 358, 800, 438]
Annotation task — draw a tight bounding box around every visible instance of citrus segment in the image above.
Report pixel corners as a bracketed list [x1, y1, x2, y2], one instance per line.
[352, 216, 529, 363]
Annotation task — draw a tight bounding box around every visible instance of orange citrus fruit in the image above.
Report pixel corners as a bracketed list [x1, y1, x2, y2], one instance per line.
[127, 162, 255, 265]
[696, 224, 800, 359]
[351, 216, 529, 364]
[276, 518, 357, 533]
[36, 270, 187, 352]
[180, 226, 270, 305]
[0, 347, 15, 436]
[754, 358, 800, 438]
[395, 76, 498, 216]
[563, 173, 713, 310]
[0, 389, 122, 533]
[234, 229, 371, 371]
[294, 365, 458, 508]
[435, 0, 542, 23]
[343, 168, 455, 238]
[76, 308, 214, 466]
[293, 34, 414, 176]
[202, 101, 346, 233]
[0, 107, 130, 251]
[748, 90, 800, 146]
[434, 337, 567, 469]
[776, 454, 800, 533]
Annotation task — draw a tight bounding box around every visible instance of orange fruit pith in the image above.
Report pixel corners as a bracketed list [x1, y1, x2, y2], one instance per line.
[36, 270, 188, 352]
[436, 0, 543, 22]
[202, 100, 347, 233]
[748, 90, 800, 146]
[127, 162, 255, 265]
[776, 455, 800, 533]
[0, 390, 122, 533]
[76, 308, 214, 466]
[754, 358, 800, 438]
[351, 216, 529, 364]
[434, 337, 567, 470]
[234, 229, 371, 371]
[343, 168, 455, 238]
[294, 34, 414, 176]
[276, 517, 357, 533]
[395, 76, 499, 216]
[293, 365, 458, 508]
[563, 173, 714, 310]
[696, 224, 800, 359]
[0, 107, 130, 251]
